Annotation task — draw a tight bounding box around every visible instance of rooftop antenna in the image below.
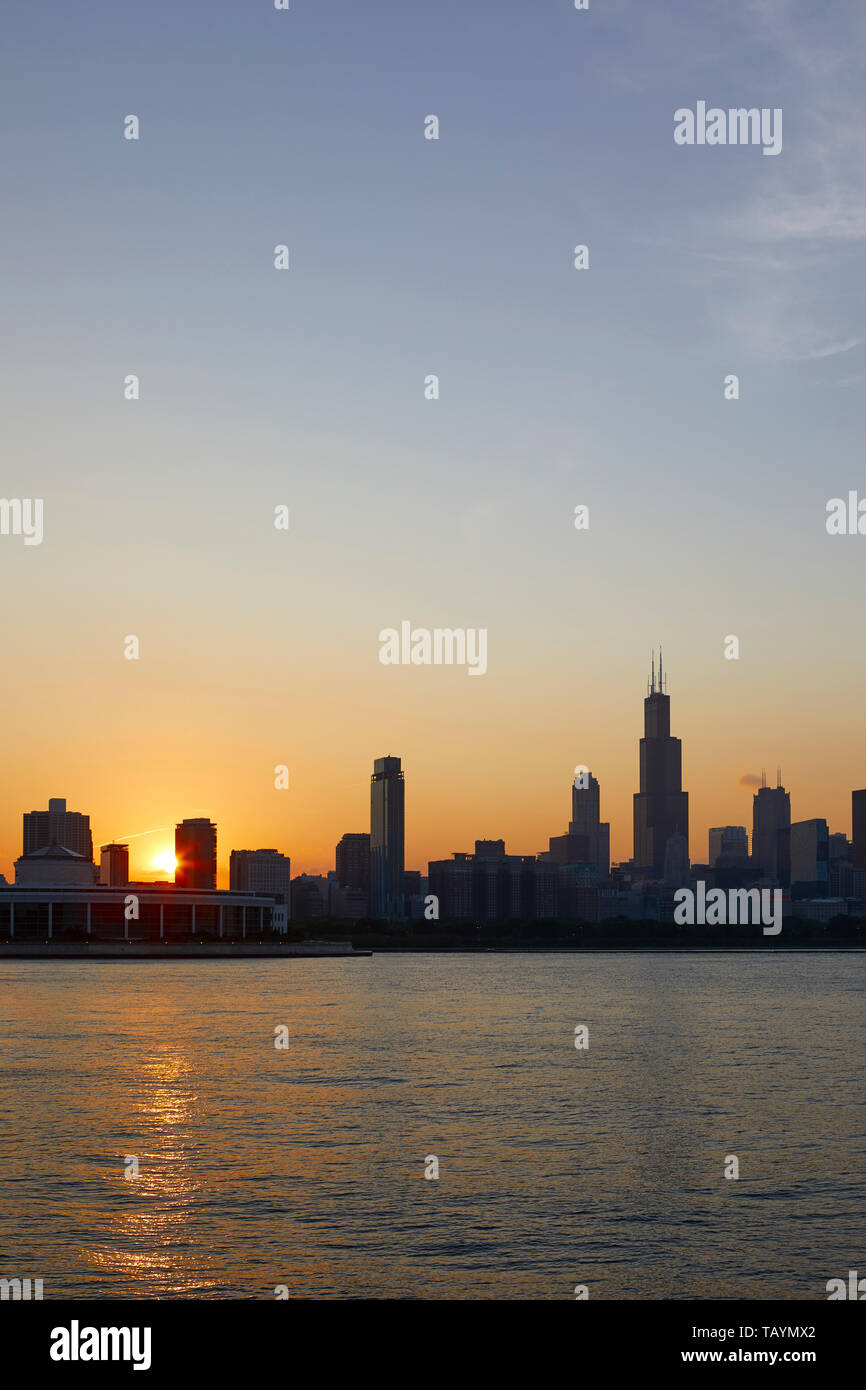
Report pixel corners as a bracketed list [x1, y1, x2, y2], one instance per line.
[777, 766, 781, 788]
[761, 768, 766, 789]
[659, 646, 664, 694]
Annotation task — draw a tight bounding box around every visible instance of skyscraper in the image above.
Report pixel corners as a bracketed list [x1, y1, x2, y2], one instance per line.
[547, 770, 610, 876]
[230, 849, 291, 902]
[336, 833, 371, 893]
[23, 797, 93, 862]
[752, 774, 791, 881]
[708, 826, 749, 866]
[633, 652, 689, 877]
[370, 756, 405, 919]
[100, 843, 129, 886]
[175, 818, 217, 889]
[790, 818, 829, 898]
[663, 830, 690, 887]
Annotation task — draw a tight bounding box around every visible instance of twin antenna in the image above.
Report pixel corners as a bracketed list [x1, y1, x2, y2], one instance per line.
[647, 647, 668, 696]
[646, 658, 783, 790]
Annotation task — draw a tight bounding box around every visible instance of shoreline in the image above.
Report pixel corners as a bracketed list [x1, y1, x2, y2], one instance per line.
[0, 941, 863, 958]
[0, 941, 370, 959]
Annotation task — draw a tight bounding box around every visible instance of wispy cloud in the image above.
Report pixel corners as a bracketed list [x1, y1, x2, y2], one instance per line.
[662, 0, 866, 367]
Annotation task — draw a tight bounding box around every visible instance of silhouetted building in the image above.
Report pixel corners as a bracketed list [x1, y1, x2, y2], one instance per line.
[403, 869, 422, 901]
[403, 873, 429, 920]
[175, 818, 217, 890]
[0, 884, 283, 941]
[291, 874, 330, 921]
[330, 883, 370, 921]
[370, 756, 404, 918]
[230, 849, 291, 908]
[633, 652, 689, 877]
[708, 826, 748, 866]
[752, 775, 791, 881]
[830, 861, 866, 899]
[559, 863, 599, 921]
[99, 843, 129, 887]
[853, 790, 866, 871]
[548, 771, 610, 876]
[23, 798, 93, 863]
[336, 833, 370, 893]
[14, 844, 96, 887]
[829, 833, 851, 865]
[663, 830, 690, 887]
[790, 818, 829, 899]
[428, 842, 597, 923]
[429, 852, 474, 919]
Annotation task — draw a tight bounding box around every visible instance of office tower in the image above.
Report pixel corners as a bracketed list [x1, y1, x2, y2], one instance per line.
[774, 825, 791, 888]
[853, 790, 866, 870]
[175, 818, 217, 889]
[370, 756, 405, 918]
[547, 772, 611, 876]
[663, 830, 690, 887]
[100, 843, 129, 887]
[230, 849, 291, 903]
[829, 833, 853, 897]
[290, 874, 331, 921]
[829, 833, 851, 865]
[752, 773, 791, 880]
[633, 652, 689, 877]
[708, 826, 749, 866]
[790, 818, 829, 898]
[336, 833, 371, 892]
[23, 797, 93, 862]
[428, 852, 474, 920]
[428, 844, 587, 923]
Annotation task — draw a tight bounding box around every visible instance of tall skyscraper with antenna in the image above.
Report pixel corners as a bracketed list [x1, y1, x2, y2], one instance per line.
[633, 650, 689, 877]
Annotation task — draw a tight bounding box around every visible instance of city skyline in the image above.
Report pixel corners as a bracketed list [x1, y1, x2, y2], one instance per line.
[3, 2, 866, 893]
[4, 659, 864, 889]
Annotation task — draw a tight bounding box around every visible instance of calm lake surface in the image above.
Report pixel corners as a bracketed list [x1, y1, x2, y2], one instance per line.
[1, 953, 864, 1299]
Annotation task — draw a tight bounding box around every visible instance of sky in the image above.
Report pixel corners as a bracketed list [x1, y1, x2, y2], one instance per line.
[2, 0, 865, 884]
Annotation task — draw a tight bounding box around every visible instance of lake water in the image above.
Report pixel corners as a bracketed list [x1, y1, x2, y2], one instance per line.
[1, 953, 863, 1299]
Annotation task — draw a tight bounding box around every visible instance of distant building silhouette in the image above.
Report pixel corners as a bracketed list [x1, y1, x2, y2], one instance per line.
[15, 844, 96, 887]
[708, 826, 748, 866]
[828, 833, 856, 897]
[633, 652, 689, 876]
[663, 830, 690, 887]
[790, 818, 829, 899]
[99, 843, 129, 887]
[547, 771, 610, 876]
[291, 874, 331, 921]
[752, 774, 791, 881]
[370, 757, 404, 918]
[23, 798, 92, 863]
[428, 841, 598, 923]
[230, 849, 291, 908]
[853, 789, 866, 870]
[175, 818, 217, 890]
[336, 833, 370, 894]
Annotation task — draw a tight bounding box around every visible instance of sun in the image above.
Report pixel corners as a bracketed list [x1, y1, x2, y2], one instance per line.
[151, 851, 177, 877]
